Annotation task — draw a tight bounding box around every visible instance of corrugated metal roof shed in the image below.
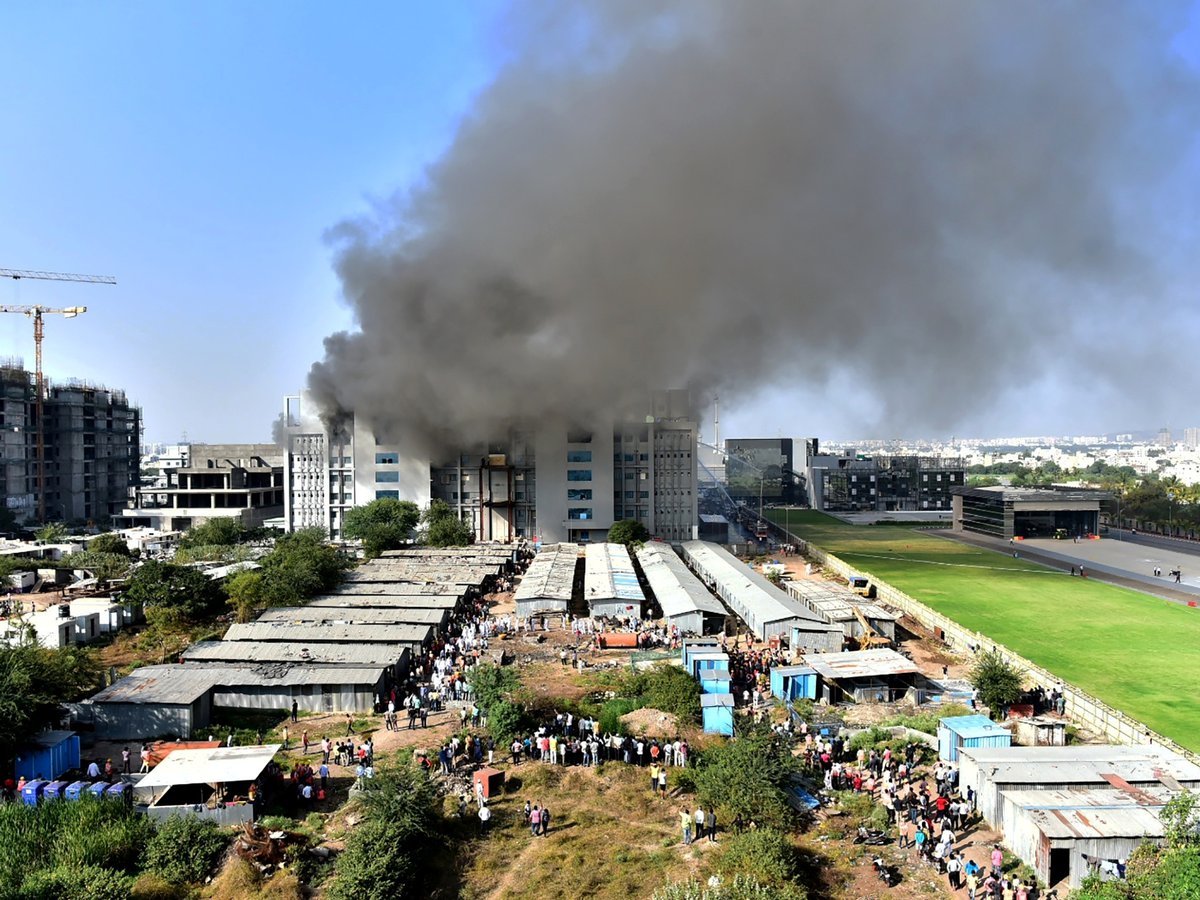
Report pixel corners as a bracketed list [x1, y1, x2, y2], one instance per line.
[90, 665, 218, 705]
[514, 544, 578, 603]
[308, 594, 459, 611]
[330, 583, 463, 597]
[90, 663, 388, 707]
[803, 648, 919, 680]
[181, 640, 409, 668]
[584, 543, 645, 604]
[255, 607, 447, 626]
[636, 543, 726, 618]
[223, 621, 432, 645]
[680, 540, 837, 640]
[1002, 788, 1169, 839]
[783, 579, 896, 624]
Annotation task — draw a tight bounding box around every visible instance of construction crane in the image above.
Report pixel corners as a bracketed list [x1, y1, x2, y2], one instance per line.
[0, 268, 116, 522]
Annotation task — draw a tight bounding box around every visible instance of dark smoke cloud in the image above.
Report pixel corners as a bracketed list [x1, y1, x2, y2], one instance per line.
[309, 0, 1198, 442]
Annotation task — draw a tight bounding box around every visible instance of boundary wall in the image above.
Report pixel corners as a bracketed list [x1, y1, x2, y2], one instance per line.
[793, 537, 1198, 765]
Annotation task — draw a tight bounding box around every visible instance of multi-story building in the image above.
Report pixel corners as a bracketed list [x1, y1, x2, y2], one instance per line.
[724, 438, 795, 507]
[1184, 428, 1200, 451]
[280, 390, 699, 544]
[116, 444, 284, 531]
[802, 439, 964, 512]
[0, 362, 140, 525]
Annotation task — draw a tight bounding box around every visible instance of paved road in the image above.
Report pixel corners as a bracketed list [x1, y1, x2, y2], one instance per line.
[938, 530, 1200, 606]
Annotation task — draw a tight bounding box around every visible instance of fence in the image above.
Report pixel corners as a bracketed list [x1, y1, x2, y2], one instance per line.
[790, 535, 1199, 765]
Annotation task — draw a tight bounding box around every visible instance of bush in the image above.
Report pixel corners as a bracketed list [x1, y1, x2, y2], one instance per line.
[718, 829, 799, 886]
[129, 873, 187, 900]
[599, 697, 642, 734]
[694, 726, 799, 830]
[654, 874, 807, 900]
[469, 663, 521, 711]
[20, 864, 133, 900]
[488, 700, 529, 744]
[143, 815, 230, 884]
[641, 664, 702, 725]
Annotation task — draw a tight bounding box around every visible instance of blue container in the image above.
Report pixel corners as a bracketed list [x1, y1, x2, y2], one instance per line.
[13, 732, 81, 783]
[42, 780, 70, 801]
[104, 783, 132, 805]
[88, 782, 109, 798]
[20, 780, 48, 806]
[700, 670, 731, 694]
[64, 780, 92, 801]
[937, 714, 1012, 762]
[769, 665, 818, 701]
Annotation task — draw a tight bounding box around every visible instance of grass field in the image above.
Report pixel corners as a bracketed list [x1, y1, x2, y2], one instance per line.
[765, 510, 1200, 752]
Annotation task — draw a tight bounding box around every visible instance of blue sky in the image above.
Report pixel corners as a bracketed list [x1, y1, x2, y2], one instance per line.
[0, 1, 500, 443]
[3, 2, 1199, 447]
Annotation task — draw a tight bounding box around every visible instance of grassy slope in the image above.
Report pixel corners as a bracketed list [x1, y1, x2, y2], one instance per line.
[767, 510, 1200, 751]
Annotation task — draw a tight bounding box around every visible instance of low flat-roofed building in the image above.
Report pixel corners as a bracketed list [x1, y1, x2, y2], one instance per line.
[584, 542, 645, 619]
[783, 579, 896, 642]
[958, 745, 1200, 825]
[255, 605, 448, 632]
[514, 544, 579, 619]
[952, 485, 1108, 541]
[308, 593, 459, 612]
[180, 639, 409, 676]
[222, 621, 432, 653]
[135, 743, 282, 825]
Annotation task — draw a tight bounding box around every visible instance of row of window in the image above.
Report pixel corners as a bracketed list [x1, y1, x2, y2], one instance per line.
[566, 450, 592, 463]
[567, 470, 591, 482]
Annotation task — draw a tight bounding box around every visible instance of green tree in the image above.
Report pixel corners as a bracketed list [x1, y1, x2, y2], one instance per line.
[88, 533, 131, 556]
[255, 528, 348, 605]
[343, 498, 420, 557]
[142, 815, 230, 884]
[641, 663, 702, 724]
[969, 649, 1025, 718]
[694, 726, 799, 830]
[608, 518, 650, 547]
[124, 561, 226, 620]
[0, 639, 100, 766]
[717, 829, 804, 889]
[61, 551, 133, 583]
[138, 606, 192, 666]
[419, 500, 473, 547]
[178, 517, 247, 549]
[36, 523, 68, 543]
[225, 569, 266, 622]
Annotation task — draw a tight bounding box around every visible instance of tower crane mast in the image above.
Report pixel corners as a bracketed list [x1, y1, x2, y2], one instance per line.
[0, 268, 116, 522]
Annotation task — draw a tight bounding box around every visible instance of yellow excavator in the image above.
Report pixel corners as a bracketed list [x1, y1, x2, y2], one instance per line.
[851, 605, 891, 649]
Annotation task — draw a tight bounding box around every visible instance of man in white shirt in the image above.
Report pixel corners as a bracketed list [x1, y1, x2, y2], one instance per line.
[478, 802, 492, 834]
[86, 760, 101, 779]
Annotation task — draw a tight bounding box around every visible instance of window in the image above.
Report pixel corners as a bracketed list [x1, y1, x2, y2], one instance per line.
[625, 472, 635, 480]
[567, 489, 593, 501]
[567, 470, 592, 482]
[568, 508, 592, 520]
[566, 450, 592, 463]
[376, 452, 398, 465]
[625, 490, 634, 499]
[376, 471, 400, 483]
[376, 490, 399, 500]
[639, 491, 649, 499]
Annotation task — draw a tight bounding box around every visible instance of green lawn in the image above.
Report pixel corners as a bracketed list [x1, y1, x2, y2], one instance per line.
[766, 509, 1200, 751]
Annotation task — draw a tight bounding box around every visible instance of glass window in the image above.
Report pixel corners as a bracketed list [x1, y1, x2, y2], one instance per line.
[376, 471, 400, 483]
[376, 490, 399, 500]
[566, 450, 592, 463]
[567, 470, 592, 482]
[375, 452, 398, 465]
[567, 489, 593, 501]
[567, 508, 592, 520]
[639, 491, 649, 499]
[625, 491, 634, 499]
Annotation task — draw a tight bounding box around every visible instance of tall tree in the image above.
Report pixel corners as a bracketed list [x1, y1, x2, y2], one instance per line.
[419, 500, 473, 548]
[608, 518, 650, 547]
[343, 498, 420, 557]
[969, 649, 1025, 718]
[123, 561, 226, 620]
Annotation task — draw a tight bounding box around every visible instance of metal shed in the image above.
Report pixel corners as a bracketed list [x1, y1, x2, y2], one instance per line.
[680, 541, 841, 645]
[255, 605, 449, 633]
[998, 787, 1170, 890]
[701, 693, 735, 736]
[637, 543, 726, 635]
[223, 621, 432, 654]
[14, 730, 80, 782]
[803, 648, 921, 703]
[86, 666, 214, 740]
[689, 651, 730, 680]
[769, 665, 818, 702]
[180, 640, 410, 678]
[937, 714, 1012, 762]
[309, 593, 460, 611]
[958, 745, 1200, 826]
[699, 669, 732, 694]
[329, 582, 465, 598]
[135, 743, 281, 826]
[783, 579, 897, 641]
[584, 543, 646, 619]
[514, 544, 578, 618]
[681, 638, 721, 671]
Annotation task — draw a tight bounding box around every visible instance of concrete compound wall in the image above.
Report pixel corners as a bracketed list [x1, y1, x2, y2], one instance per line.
[794, 537, 1199, 765]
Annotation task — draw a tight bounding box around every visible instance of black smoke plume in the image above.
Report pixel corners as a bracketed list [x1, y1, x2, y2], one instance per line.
[309, 0, 1198, 441]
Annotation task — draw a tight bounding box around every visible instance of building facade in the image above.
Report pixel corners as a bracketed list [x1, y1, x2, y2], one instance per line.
[281, 390, 699, 544]
[0, 363, 140, 525]
[802, 439, 964, 512]
[116, 444, 284, 531]
[724, 438, 795, 506]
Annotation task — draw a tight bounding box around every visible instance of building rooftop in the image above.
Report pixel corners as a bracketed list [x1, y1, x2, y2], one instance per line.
[802, 648, 920, 680]
[514, 544, 578, 602]
[584, 543, 645, 604]
[90, 663, 389, 707]
[137, 743, 282, 790]
[330, 583, 464, 598]
[255, 606, 447, 626]
[307, 594, 459, 611]
[783, 579, 897, 623]
[181, 640, 410, 668]
[224, 621, 432, 645]
[1001, 787, 1173, 840]
[959, 745, 1200, 785]
[951, 485, 1109, 503]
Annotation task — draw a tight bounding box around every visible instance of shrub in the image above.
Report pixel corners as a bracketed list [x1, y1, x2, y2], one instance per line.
[143, 815, 230, 884]
[129, 873, 187, 900]
[19, 864, 133, 900]
[694, 726, 799, 829]
[654, 874, 808, 900]
[599, 697, 642, 734]
[641, 664, 702, 724]
[488, 700, 529, 744]
[718, 829, 799, 885]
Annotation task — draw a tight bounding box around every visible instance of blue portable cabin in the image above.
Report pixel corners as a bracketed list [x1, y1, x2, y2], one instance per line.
[699, 669, 732, 695]
[681, 638, 720, 670]
[769, 665, 818, 702]
[42, 780, 70, 801]
[88, 781, 109, 799]
[701, 693, 735, 736]
[13, 730, 81, 783]
[64, 780, 92, 801]
[20, 780, 48, 806]
[105, 782, 132, 805]
[937, 714, 1012, 762]
[689, 651, 729, 680]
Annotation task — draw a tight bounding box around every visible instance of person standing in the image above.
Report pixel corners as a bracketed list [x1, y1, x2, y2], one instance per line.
[121, 747, 130, 774]
[694, 807, 705, 843]
[478, 801, 491, 834]
[530, 805, 541, 837]
[540, 805, 551, 836]
[658, 766, 668, 799]
[680, 808, 693, 845]
[291, 699, 298, 723]
[705, 807, 717, 843]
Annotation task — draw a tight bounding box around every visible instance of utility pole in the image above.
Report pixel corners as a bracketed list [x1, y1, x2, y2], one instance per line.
[0, 269, 115, 522]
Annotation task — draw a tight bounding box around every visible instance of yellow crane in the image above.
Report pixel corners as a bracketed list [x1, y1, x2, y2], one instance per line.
[0, 268, 116, 522]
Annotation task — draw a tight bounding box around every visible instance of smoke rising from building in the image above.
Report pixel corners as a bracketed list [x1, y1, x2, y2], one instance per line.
[309, 1, 1198, 442]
